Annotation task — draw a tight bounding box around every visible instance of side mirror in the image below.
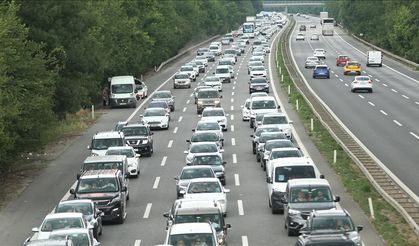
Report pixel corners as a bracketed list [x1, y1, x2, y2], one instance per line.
[220, 95, 223, 98]
[97, 210, 104, 217]
[186, 140, 191, 143]
[250, 135, 254, 137]
[134, 89, 138, 93]
[183, 151, 188, 154]
[186, 162, 192, 166]
[76, 173, 81, 180]
[180, 190, 186, 195]
[213, 72, 215, 74]
[69, 188, 75, 194]
[222, 161, 227, 165]
[320, 174, 325, 179]
[224, 224, 232, 229]
[87, 145, 91, 150]
[192, 129, 196, 132]
[32, 227, 39, 233]
[266, 176, 272, 183]
[219, 149, 224, 153]
[357, 225, 363, 232]
[135, 154, 140, 158]
[174, 176, 179, 180]
[87, 224, 94, 230]
[224, 188, 230, 193]
[277, 105, 281, 109]
[163, 212, 169, 218]
[139, 115, 143, 118]
[334, 196, 340, 202]
[289, 121, 294, 125]
[225, 113, 229, 117]
[121, 186, 128, 192]
[150, 132, 154, 135]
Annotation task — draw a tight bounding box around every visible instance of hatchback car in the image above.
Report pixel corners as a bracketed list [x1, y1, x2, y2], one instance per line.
[152, 90, 175, 111]
[105, 146, 140, 177]
[313, 65, 330, 79]
[135, 83, 148, 99]
[188, 130, 224, 148]
[190, 153, 227, 185]
[140, 108, 170, 130]
[173, 72, 192, 89]
[343, 61, 361, 75]
[296, 33, 305, 41]
[184, 142, 223, 164]
[249, 66, 267, 78]
[351, 76, 373, 93]
[175, 166, 216, 198]
[336, 55, 350, 66]
[249, 77, 269, 94]
[31, 213, 90, 240]
[313, 48, 326, 60]
[304, 57, 320, 69]
[200, 107, 228, 131]
[241, 98, 251, 121]
[147, 100, 171, 115]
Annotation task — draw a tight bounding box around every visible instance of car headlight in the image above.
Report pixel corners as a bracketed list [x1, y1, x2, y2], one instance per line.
[110, 195, 121, 204]
[218, 238, 225, 245]
[91, 152, 99, 156]
[198, 101, 203, 105]
[142, 140, 148, 144]
[288, 209, 301, 216]
[214, 100, 220, 104]
[215, 172, 224, 177]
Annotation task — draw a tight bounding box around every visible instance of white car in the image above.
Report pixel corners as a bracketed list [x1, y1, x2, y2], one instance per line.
[48, 228, 100, 246]
[265, 147, 304, 178]
[202, 76, 223, 92]
[223, 53, 237, 64]
[305, 56, 320, 69]
[200, 107, 228, 131]
[141, 108, 170, 130]
[181, 178, 230, 215]
[249, 55, 265, 64]
[135, 82, 148, 99]
[241, 98, 251, 121]
[313, 48, 326, 59]
[259, 113, 293, 140]
[248, 60, 264, 74]
[184, 142, 223, 164]
[351, 76, 373, 93]
[195, 56, 208, 66]
[173, 72, 192, 89]
[31, 213, 91, 240]
[296, 33, 305, 41]
[179, 65, 197, 81]
[194, 120, 224, 141]
[249, 66, 267, 78]
[105, 146, 140, 178]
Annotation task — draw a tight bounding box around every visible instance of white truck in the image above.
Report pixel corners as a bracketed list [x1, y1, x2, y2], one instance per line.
[246, 16, 256, 23]
[320, 11, 328, 24]
[366, 51, 383, 67]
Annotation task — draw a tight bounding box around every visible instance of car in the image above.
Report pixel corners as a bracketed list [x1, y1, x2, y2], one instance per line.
[295, 233, 358, 246]
[336, 55, 350, 66]
[249, 77, 269, 94]
[147, 100, 171, 115]
[310, 24, 316, 28]
[223, 49, 238, 59]
[313, 65, 330, 79]
[120, 123, 153, 157]
[214, 65, 232, 83]
[249, 55, 265, 64]
[87, 131, 125, 156]
[31, 213, 90, 240]
[248, 60, 264, 74]
[105, 146, 140, 178]
[209, 44, 222, 56]
[264, 147, 304, 175]
[23, 238, 75, 246]
[196, 88, 222, 114]
[184, 142, 223, 164]
[200, 107, 228, 131]
[193, 120, 224, 144]
[249, 66, 267, 79]
[299, 25, 306, 31]
[189, 153, 227, 185]
[174, 166, 216, 198]
[140, 108, 170, 130]
[343, 61, 361, 75]
[261, 139, 295, 170]
[135, 82, 148, 99]
[193, 85, 211, 104]
[313, 48, 326, 60]
[296, 33, 305, 41]
[151, 90, 175, 111]
[221, 37, 230, 45]
[248, 96, 280, 128]
[255, 131, 287, 160]
[203, 51, 216, 62]
[300, 209, 364, 245]
[259, 113, 293, 139]
[351, 76, 373, 93]
[54, 200, 103, 239]
[173, 72, 192, 89]
[241, 98, 251, 121]
[179, 65, 197, 81]
[164, 222, 220, 246]
[48, 228, 100, 246]
[70, 169, 128, 224]
[202, 76, 223, 92]
[284, 178, 340, 235]
[197, 48, 210, 56]
[218, 58, 235, 67]
[195, 56, 208, 67]
[185, 61, 200, 76]
[194, 60, 206, 73]
[310, 33, 319, 40]
[252, 51, 265, 58]
[305, 56, 320, 69]
[181, 178, 230, 215]
[188, 130, 224, 148]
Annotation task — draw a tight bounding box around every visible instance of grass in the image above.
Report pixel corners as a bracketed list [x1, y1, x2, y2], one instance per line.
[275, 21, 419, 246]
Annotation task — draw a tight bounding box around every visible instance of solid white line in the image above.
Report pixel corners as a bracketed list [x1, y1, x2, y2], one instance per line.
[237, 200, 244, 215]
[232, 91, 235, 96]
[383, 83, 388, 87]
[231, 125, 235, 132]
[231, 98, 234, 103]
[391, 89, 398, 93]
[143, 203, 152, 218]
[368, 101, 375, 106]
[231, 105, 234, 111]
[153, 177, 160, 189]
[380, 110, 388, 116]
[178, 116, 183, 122]
[183, 107, 187, 112]
[173, 127, 178, 134]
[402, 95, 409, 99]
[241, 236, 249, 246]
[410, 132, 419, 140]
[234, 174, 240, 186]
[168, 140, 173, 148]
[186, 99, 190, 104]
[393, 120, 402, 126]
[161, 156, 167, 166]
[231, 138, 236, 146]
[358, 95, 365, 99]
[134, 240, 141, 246]
[232, 154, 237, 164]
[231, 114, 234, 121]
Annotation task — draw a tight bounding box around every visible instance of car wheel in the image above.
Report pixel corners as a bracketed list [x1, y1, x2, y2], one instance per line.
[256, 154, 261, 162]
[250, 120, 254, 128]
[370, 89, 373, 93]
[287, 227, 295, 236]
[98, 223, 103, 235]
[93, 227, 99, 239]
[116, 205, 125, 224]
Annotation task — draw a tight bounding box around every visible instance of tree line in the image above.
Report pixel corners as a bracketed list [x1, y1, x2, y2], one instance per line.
[0, 0, 262, 172]
[326, 0, 418, 63]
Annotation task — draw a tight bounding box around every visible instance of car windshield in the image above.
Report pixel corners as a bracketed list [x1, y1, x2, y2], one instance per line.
[260, 133, 284, 143]
[339, 56, 348, 60]
[311, 216, 355, 231]
[251, 78, 267, 84]
[316, 67, 328, 71]
[153, 91, 171, 99]
[263, 116, 287, 124]
[91, 138, 123, 150]
[175, 74, 189, 79]
[56, 203, 93, 216]
[83, 162, 123, 172]
[255, 114, 265, 121]
[219, 60, 232, 65]
[180, 66, 193, 72]
[275, 166, 316, 183]
[203, 110, 224, 117]
[175, 214, 222, 230]
[144, 109, 165, 117]
[356, 76, 370, 81]
[148, 101, 168, 109]
[192, 155, 222, 165]
[106, 149, 134, 158]
[191, 133, 219, 142]
[136, 84, 144, 90]
[197, 122, 220, 131]
[41, 218, 83, 232]
[121, 127, 147, 136]
[77, 178, 119, 193]
[270, 150, 302, 159]
[290, 187, 333, 203]
[112, 84, 133, 94]
[347, 62, 359, 67]
[50, 233, 90, 246]
[252, 66, 265, 71]
[265, 141, 294, 151]
[255, 127, 280, 137]
[204, 77, 219, 82]
[251, 100, 276, 109]
[188, 181, 221, 193]
[198, 90, 219, 98]
[307, 57, 318, 61]
[169, 233, 215, 246]
[180, 169, 214, 179]
[190, 144, 217, 153]
[216, 68, 229, 74]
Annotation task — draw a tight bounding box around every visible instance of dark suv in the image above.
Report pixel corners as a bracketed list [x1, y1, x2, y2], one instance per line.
[70, 169, 128, 224]
[299, 25, 306, 31]
[121, 123, 153, 157]
[196, 88, 222, 114]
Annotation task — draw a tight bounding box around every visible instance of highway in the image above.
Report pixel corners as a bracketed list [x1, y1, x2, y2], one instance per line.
[290, 15, 419, 196]
[0, 18, 385, 246]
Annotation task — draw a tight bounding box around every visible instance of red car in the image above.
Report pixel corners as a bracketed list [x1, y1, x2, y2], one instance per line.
[336, 55, 350, 66]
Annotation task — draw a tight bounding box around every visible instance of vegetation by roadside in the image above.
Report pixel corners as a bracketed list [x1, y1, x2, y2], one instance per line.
[275, 23, 419, 245]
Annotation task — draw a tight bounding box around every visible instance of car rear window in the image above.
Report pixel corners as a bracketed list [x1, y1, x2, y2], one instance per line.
[274, 166, 315, 182]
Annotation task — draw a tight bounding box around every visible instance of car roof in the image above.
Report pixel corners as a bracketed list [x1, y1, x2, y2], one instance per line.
[251, 96, 276, 101]
[190, 142, 217, 147]
[202, 107, 224, 112]
[189, 177, 220, 183]
[80, 169, 120, 179]
[288, 178, 330, 187]
[182, 165, 214, 171]
[57, 199, 93, 205]
[49, 228, 91, 235]
[192, 152, 222, 157]
[270, 147, 300, 152]
[84, 155, 126, 163]
[263, 112, 286, 117]
[145, 107, 166, 112]
[44, 212, 84, 219]
[93, 131, 123, 139]
[169, 222, 213, 235]
[311, 208, 349, 217]
[270, 157, 314, 166]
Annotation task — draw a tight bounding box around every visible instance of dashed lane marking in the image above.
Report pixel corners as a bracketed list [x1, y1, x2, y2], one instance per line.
[402, 95, 409, 99]
[391, 89, 398, 93]
[231, 114, 234, 121]
[235, 174, 240, 186]
[134, 240, 141, 246]
[232, 154, 237, 164]
[143, 203, 152, 219]
[368, 101, 375, 106]
[152, 177, 160, 189]
[178, 116, 183, 122]
[241, 236, 249, 246]
[231, 105, 234, 111]
[168, 140, 173, 148]
[410, 132, 419, 140]
[161, 156, 167, 166]
[383, 83, 388, 87]
[173, 127, 178, 134]
[231, 138, 236, 146]
[358, 95, 365, 99]
[380, 110, 388, 116]
[237, 200, 244, 215]
[183, 107, 187, 112]
[231, 98, 234, 103]
[393, 120, 402, 126]
[186, 99, 190, 104]
[231, 125, 235, 132]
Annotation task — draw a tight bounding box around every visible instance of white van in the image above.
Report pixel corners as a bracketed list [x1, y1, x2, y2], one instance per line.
[366, 51, 383, 67]
[109, 76, 137, 108]
[249, 96, 280, 128]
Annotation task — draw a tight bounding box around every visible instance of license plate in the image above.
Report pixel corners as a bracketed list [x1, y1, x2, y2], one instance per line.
[134, 148, 139, 151]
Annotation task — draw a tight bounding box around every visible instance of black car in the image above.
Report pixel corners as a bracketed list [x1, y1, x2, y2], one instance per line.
[189, 153, 226, 185]
[299, 25, 306, 31]
[249, 77, 269, 94]
[121, 123, 154, 157]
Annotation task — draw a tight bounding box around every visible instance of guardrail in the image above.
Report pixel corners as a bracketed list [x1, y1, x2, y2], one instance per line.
[155, 35, 221, 73]
[280, 17, 419, 236]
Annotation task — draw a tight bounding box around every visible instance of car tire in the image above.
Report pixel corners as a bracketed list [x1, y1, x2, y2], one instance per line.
[256, 154, 261, 162]
[93, 228, 99, 239]
[287, 227, 295, 236]
[370, 89, 373, 93]
[116, 205, 125, 224]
